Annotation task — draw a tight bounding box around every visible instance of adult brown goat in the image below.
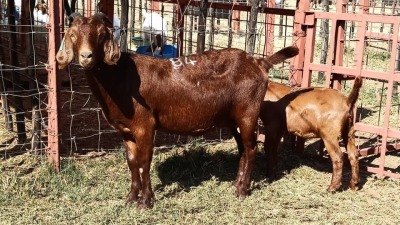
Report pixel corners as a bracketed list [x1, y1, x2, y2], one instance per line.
[56, 13, 298, 208]
[260, 77, 363, 192]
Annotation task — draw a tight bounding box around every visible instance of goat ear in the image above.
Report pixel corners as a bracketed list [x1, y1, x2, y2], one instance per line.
[56, 29, 74, 69]
[103, 28, 121, 65]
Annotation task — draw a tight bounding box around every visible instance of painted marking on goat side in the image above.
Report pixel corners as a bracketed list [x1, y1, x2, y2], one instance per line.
[169, 56, 197, 69]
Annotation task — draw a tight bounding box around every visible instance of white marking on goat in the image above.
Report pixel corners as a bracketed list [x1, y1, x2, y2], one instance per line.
[184, 56, 197, 66]
[170, 58, 183, 69]
[139, 168, 143, 174]
[127, 151, 135, 161]
[170, 57, 197, 70]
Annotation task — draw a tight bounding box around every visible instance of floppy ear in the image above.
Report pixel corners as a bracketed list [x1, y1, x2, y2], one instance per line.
[56, 28, 75, 69]
[103, 27, 121, 65]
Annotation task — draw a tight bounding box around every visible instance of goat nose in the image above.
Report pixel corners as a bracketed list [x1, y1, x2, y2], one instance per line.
[80, 51, 92, 59]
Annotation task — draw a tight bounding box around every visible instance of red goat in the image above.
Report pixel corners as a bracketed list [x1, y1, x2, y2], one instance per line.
[260, 77, 363, 192]
[56, 13, 299, 208]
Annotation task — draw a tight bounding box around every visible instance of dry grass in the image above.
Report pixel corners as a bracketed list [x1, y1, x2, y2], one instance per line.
[1, 139, 399, 225]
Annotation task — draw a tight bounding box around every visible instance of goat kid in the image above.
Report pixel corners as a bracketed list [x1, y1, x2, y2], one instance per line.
[56, 13, 299, 208]
[260, 77, 363, 192]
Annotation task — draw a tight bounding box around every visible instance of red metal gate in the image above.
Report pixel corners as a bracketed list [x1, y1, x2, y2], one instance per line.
[296, 0, 400, 178]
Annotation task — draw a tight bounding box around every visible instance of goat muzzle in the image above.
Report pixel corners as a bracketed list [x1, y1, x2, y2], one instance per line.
[79, 51, 95, 69]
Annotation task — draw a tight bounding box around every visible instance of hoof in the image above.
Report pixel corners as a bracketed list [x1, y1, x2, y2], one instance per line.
[326, 184, 340, 193]
[232, 179, 240, 188]
[125, 192, 139, 204]
[235, 186, 248, 199]
[136, 197, 154, 209]
[349, 180, 359, 191]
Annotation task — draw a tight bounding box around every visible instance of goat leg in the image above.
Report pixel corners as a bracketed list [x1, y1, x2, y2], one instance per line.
[231, 127, 244, 156]
[135, 131, 155, 209]
[233, 127, 258, 198]
[264, 130, 284, 182]
[345, 127, 360, 190]
[323, 138, 343, 192]
[123, 136, 141, 203]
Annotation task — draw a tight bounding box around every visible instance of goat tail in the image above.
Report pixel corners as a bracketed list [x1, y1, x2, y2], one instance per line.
[260, 46, 299, 71]
[347, 76, 363, 111]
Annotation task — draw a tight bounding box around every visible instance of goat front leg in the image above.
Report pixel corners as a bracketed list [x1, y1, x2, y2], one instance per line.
[323, 137, 343, 192]
[135, 129, 155, 209]
[123, 134, 141, 204]
[233, 123, 258, 198]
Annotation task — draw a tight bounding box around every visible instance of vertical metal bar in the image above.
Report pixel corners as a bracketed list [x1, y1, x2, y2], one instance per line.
[232, 1, 240, 33]
[325, 19, 337, 88]
[332, 0, 347, 90]
[197, 0, 207, 54]
[8, 0, 27, 144]
[290, 0, 309, 86]
[318, 0, 329, 82]
[188, 6, 194, 54]
[87, 0, 92, 16]
[264, 0, 275, 56]
[246, 0, 259, 55]
[47, 0, 63, 171]
[376, 21, 399, 177]
[208, 7, 215, 50]
[177, 4, 185, 56]
[120, 0, 128, 51]
[301, 18, 316, 88]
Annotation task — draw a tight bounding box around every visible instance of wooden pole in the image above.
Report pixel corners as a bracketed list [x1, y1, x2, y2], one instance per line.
[246, 0, 259, 55]
[7, 0, 27, 144]
[197, 0, 208, 53]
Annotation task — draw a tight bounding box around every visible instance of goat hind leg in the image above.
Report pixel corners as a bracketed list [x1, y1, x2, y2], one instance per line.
[231, 127, 244, 156]
[345, 127, 359, 190]
[264, 130, 283, 182]
[233, 122, 258, 198]
[323, 137, 343, 192]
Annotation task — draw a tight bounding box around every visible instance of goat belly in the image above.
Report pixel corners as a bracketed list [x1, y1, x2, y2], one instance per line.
[286, 107, 319, 139]
[156, 111, 220, 135]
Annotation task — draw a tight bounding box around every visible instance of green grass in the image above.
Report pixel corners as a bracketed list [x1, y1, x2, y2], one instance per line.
[1, 141, 399, 225]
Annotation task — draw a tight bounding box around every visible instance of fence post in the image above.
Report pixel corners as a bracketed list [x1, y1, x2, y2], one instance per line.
[290, 0, 309, 86]
[176, 4, 185, 56]
[246, 0, 260, 55]
[8, 0, 27, 144]
[47, 0, 63, 171]
[318, 0, 329, 82]
[265, 0, 275, 56]
[197, 0, 208, 53]
[120, 0, 129, 52]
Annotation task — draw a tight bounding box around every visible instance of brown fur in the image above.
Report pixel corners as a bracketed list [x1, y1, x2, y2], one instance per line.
[56, 13, 298, 209]
[260, 77, 362, 192]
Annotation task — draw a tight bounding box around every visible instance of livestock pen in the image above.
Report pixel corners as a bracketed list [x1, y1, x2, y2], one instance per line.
[0, 0, 399, 220]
